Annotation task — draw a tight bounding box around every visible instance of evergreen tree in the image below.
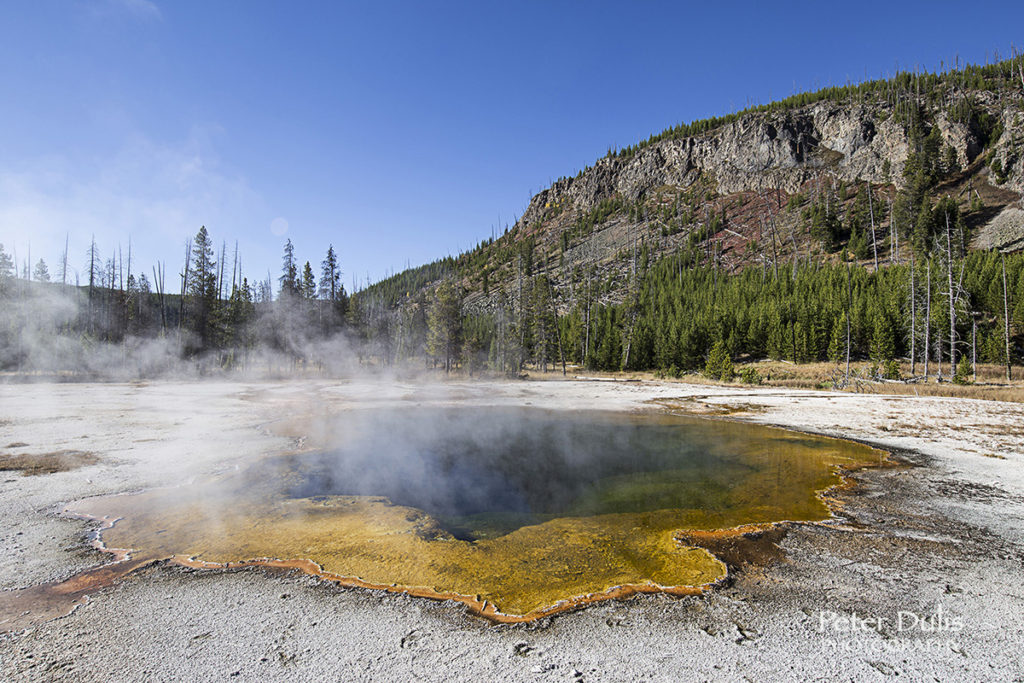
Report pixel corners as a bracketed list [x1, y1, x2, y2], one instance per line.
[870, 311, 895, 361]
[805, 198, 841, 251]
[319, 245, 340, 301]
[531, 275, 557, 370]
[0, 244, 11, 278]
[828, 312, 847, 364]
[33, 259, 50, 283]
[426, 280, 463, 372]
[224, 277, 256, 356]
[942, 144, 961, 176]
[187, 225, 219, 350]
[279, 239, 298, 298]
[461, 315, 490, 376]
[301, 261, 316, 300]
[0, 243, 13, 296]
[953, 353, 973, 384]
[704, 339, 733, 381]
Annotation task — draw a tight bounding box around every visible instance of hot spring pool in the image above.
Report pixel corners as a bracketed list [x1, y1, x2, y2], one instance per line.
[67, 407, 885, 619]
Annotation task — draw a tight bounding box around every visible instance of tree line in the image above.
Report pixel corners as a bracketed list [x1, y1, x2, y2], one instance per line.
[0, 227, 351, 372]
[3, 222, 1022, 379]
[4, 53, 1024, 377]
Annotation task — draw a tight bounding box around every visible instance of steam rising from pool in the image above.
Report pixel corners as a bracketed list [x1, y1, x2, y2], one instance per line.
[268, 409, 792, 540]
[65, 408, 885, 620]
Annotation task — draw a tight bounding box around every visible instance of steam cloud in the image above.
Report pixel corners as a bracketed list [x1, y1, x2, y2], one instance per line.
[0, 279, 373, 381]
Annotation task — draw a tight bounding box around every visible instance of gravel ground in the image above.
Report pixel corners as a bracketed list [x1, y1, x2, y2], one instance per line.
[1, 378, 1023, 681]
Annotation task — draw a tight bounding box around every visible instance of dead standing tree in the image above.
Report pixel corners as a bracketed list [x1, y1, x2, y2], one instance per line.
[152, 262, 167, 334]
[178, 237, 191, 345]
[544, 265, 567, 376]
[867, 181, 878, 269]
[758, 188, 781, 278]
[943, 209, 968, 377]
[924, 262, 931, 379]
[909, 251, 917, 376]
[1002, 252, 1013, 381]
[621, 208, 642, 370]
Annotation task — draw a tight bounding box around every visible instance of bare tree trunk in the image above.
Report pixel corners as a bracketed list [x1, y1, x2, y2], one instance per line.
[545, 275, 567, 376]
[704, 209, 710, 265]
[517, 253, 525, 371]
[124, 239, 132, 337]
[789, 225, 798, 279]
[88, 236, 97, 334]
[231, 242, 239, 295]
[845, 265, 851, 382]
[60, 233, 69, 285]
[945, 211, 957, 373]
[910, 251, 916, 375]
[867, 182, 878, 269]
[217, 241, 227, 302]
[153, 262, 167, 334]
[888, 196, 896, 265]
[972, 318, 977, 383]
[584, 268, 591, 362]
[179, 239, 191, 341]
[622, 260, 639, 371]
[758, 214, 765, 280]
[1003, 253, 1012, 381]
[924, 263, 931, 379]
[759, 197, 780, 279]
[894, 213, 900, 264]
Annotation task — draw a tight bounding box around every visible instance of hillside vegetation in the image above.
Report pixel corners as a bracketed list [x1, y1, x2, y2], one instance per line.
[350, 55, 1024, 381]
[4, 55, 1024, 386]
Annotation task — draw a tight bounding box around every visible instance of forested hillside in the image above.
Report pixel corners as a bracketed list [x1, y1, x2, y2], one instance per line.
[352, 55, 1024, 380]
[3, 55, 1024, 381]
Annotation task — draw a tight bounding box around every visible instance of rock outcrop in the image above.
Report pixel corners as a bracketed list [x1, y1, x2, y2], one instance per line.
[974, 206, 1024, 251]
[520, 96, 1016, 232]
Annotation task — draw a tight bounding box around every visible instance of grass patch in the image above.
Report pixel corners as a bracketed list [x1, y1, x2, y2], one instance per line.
[0, 450, 98, 476]
[499, 361, 1024, 403]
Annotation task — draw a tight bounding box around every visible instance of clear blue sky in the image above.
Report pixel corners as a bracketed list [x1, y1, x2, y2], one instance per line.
[2, 0, 1023, 291]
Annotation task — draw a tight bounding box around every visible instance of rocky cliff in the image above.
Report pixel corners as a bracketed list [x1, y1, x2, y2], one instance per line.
[361, 64, 1024, 314]
[519, 94, 1020, 234]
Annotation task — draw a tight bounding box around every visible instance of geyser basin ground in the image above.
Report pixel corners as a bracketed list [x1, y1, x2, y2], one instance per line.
[66, 407, 882, 619]
[2, 380, 1023, 680]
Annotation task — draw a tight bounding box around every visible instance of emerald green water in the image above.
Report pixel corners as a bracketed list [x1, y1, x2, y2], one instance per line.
[70, 407, 883, 618]
[268, 408, 832, 539]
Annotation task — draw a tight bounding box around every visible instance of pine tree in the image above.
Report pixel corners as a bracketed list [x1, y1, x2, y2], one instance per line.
[828, 312, 847, 364]
[426, 281, 463, 372]
[704, 339, 734, 381]
[300, 261, 316, 300]
[279, 239, 298, 298]
[33, 259, 50, 283]
[531, 275, 556, 370]
[0, 243, 13, 296]
[953, 353, 973, 384]
[187, 225, 219, 350]
[942, 144, 961, 176]
[319, 245, 340, 301]
[766, 308, 785, 360]
[806, 198, 840, 251]
[870, 311, 895, 362]
[318, 245, 348, 332]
